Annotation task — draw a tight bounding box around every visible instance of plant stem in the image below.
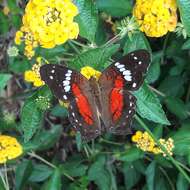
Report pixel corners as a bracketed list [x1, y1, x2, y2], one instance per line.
[148, 85, 166, 97]
[4, 164, 9, 190]
[28, 152, 56, 169]
[99, 138, 123, 146]
[104, 34, 120, 47]
[70, 40, 89, 48]
[0, 170, 8, 190]
[68, 41, 81, 54]
[135, 114, 190, 183]
[28, 152, 75, 181]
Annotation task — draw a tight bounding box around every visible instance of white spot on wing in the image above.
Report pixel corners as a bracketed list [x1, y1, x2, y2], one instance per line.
[51, 70, 55, 73]
[65, 73, 71, 77]
[134, 56, 137, 60]
[117, 64, 124, 68]
[132, 83, 137, 88]
[124, 75, 132, 81]
[115, 62, 120, 66]
[64, 85, 70, 92]
[138, 61, 142, 65]
[123, 70, 131, 75]
[66, 76, 71, 80]
[68, 70, 72, 73]
[49, 76, 53, 79]
[63, 80, 70, 86]
[63, 95, 67, 100]
[119, 68, 125, 72]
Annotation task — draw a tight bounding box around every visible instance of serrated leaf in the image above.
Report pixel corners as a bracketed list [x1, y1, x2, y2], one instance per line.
[124, 32, 151, 54]
[165, 97, 188, 119]
[21, 98, 43, 142]
[177, 0, 190, 36]
[29, 164, 53, 182]
[0, 12, 9, 34]
[123, 163, 141, 190]
[134, 82, 170, 125]
[15, 160, 33, 190]
[43, 168, 61, 190]
[74, 0, 98, 42]
[145, 161, 156, 190]
[71, 44, 119, 70]
[21, 87, 52, 142]
[23, 125, 62, 152]
[88, 155, 111, 190]
[182, 38, 190, 49]
[158, 76, 185, 98]
[0, 73, 12, 90]
[96, 0, 132, 17]
[177, 173, 189, 190]
[146, 52, 161, 83]
[171, 128, 190, 156]
[115, 147, 144, 162]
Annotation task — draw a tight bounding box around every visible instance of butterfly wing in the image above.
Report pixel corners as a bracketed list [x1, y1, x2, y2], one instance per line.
[98, 49, 150, 134]
[40, 64, 102, 140]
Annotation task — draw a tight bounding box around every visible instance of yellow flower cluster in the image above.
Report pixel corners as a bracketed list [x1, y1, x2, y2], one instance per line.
[15, 0, 79, 59]
[132, 131, 174, 156]
[0, 135, 23, 164]
[24, 57, 47, 87]
[133, 0, 177, 37]
[80, 66, 101, 80]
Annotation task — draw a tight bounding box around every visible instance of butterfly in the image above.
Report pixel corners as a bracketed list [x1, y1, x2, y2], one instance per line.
[40, 49, 150, 141]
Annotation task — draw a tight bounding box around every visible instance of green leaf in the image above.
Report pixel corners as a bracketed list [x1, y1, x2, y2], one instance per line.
[177, 0, 190, 36]
[165, 97, 188, 119]
[21, 87, 52, 142]
[182, 38, 190, 49]
[0, 74, 12, 91]
[0, 177, 6, 190]
[0, 11, 9, 34]
[21, 97, 43, 142]
[15, 160, 33, 190]
[158, 76, 185, 98]
[76, 131, 82, 151]
[71, 44, 119, 70]
[74, 0, 98, 42]
[177, 173, 189, 190]
[123, 162, 141, 190]
[23, 125, 62, 152]
[134, 82, 170, 125]
[146, 52, 161, 83]
[9, 59, 31, 73]
[124, 32, 151, 54]
[50, 105, 68, 117]
[29, 164, 53, 182]
[145, 161, 156, 190]
[115, 147, 144, 162]
[88, 155, 111, 190]
[171, 128, 190, 156]
[61, 161, 88, 177]
[96, 0, 132, 17]
[43, 168, 61, 190]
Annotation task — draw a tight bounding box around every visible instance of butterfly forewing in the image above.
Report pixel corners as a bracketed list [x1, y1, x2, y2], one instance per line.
[40, 64, 102, 141]
[40, 64, 87, 101]
[98, 49, 150, 134]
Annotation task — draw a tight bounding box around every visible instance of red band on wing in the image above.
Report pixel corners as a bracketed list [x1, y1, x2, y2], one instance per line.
[72, 83, 93, 125]
[110, 76, 124, 121]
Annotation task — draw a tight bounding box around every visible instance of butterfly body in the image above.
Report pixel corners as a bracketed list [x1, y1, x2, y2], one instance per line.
[40, 49, 150, 141]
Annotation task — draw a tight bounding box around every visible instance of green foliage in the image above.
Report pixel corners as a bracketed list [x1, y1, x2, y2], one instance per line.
[1, 0, 190, 189]
[134, 82, 170, 125]
[96, 0, 132, 17]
